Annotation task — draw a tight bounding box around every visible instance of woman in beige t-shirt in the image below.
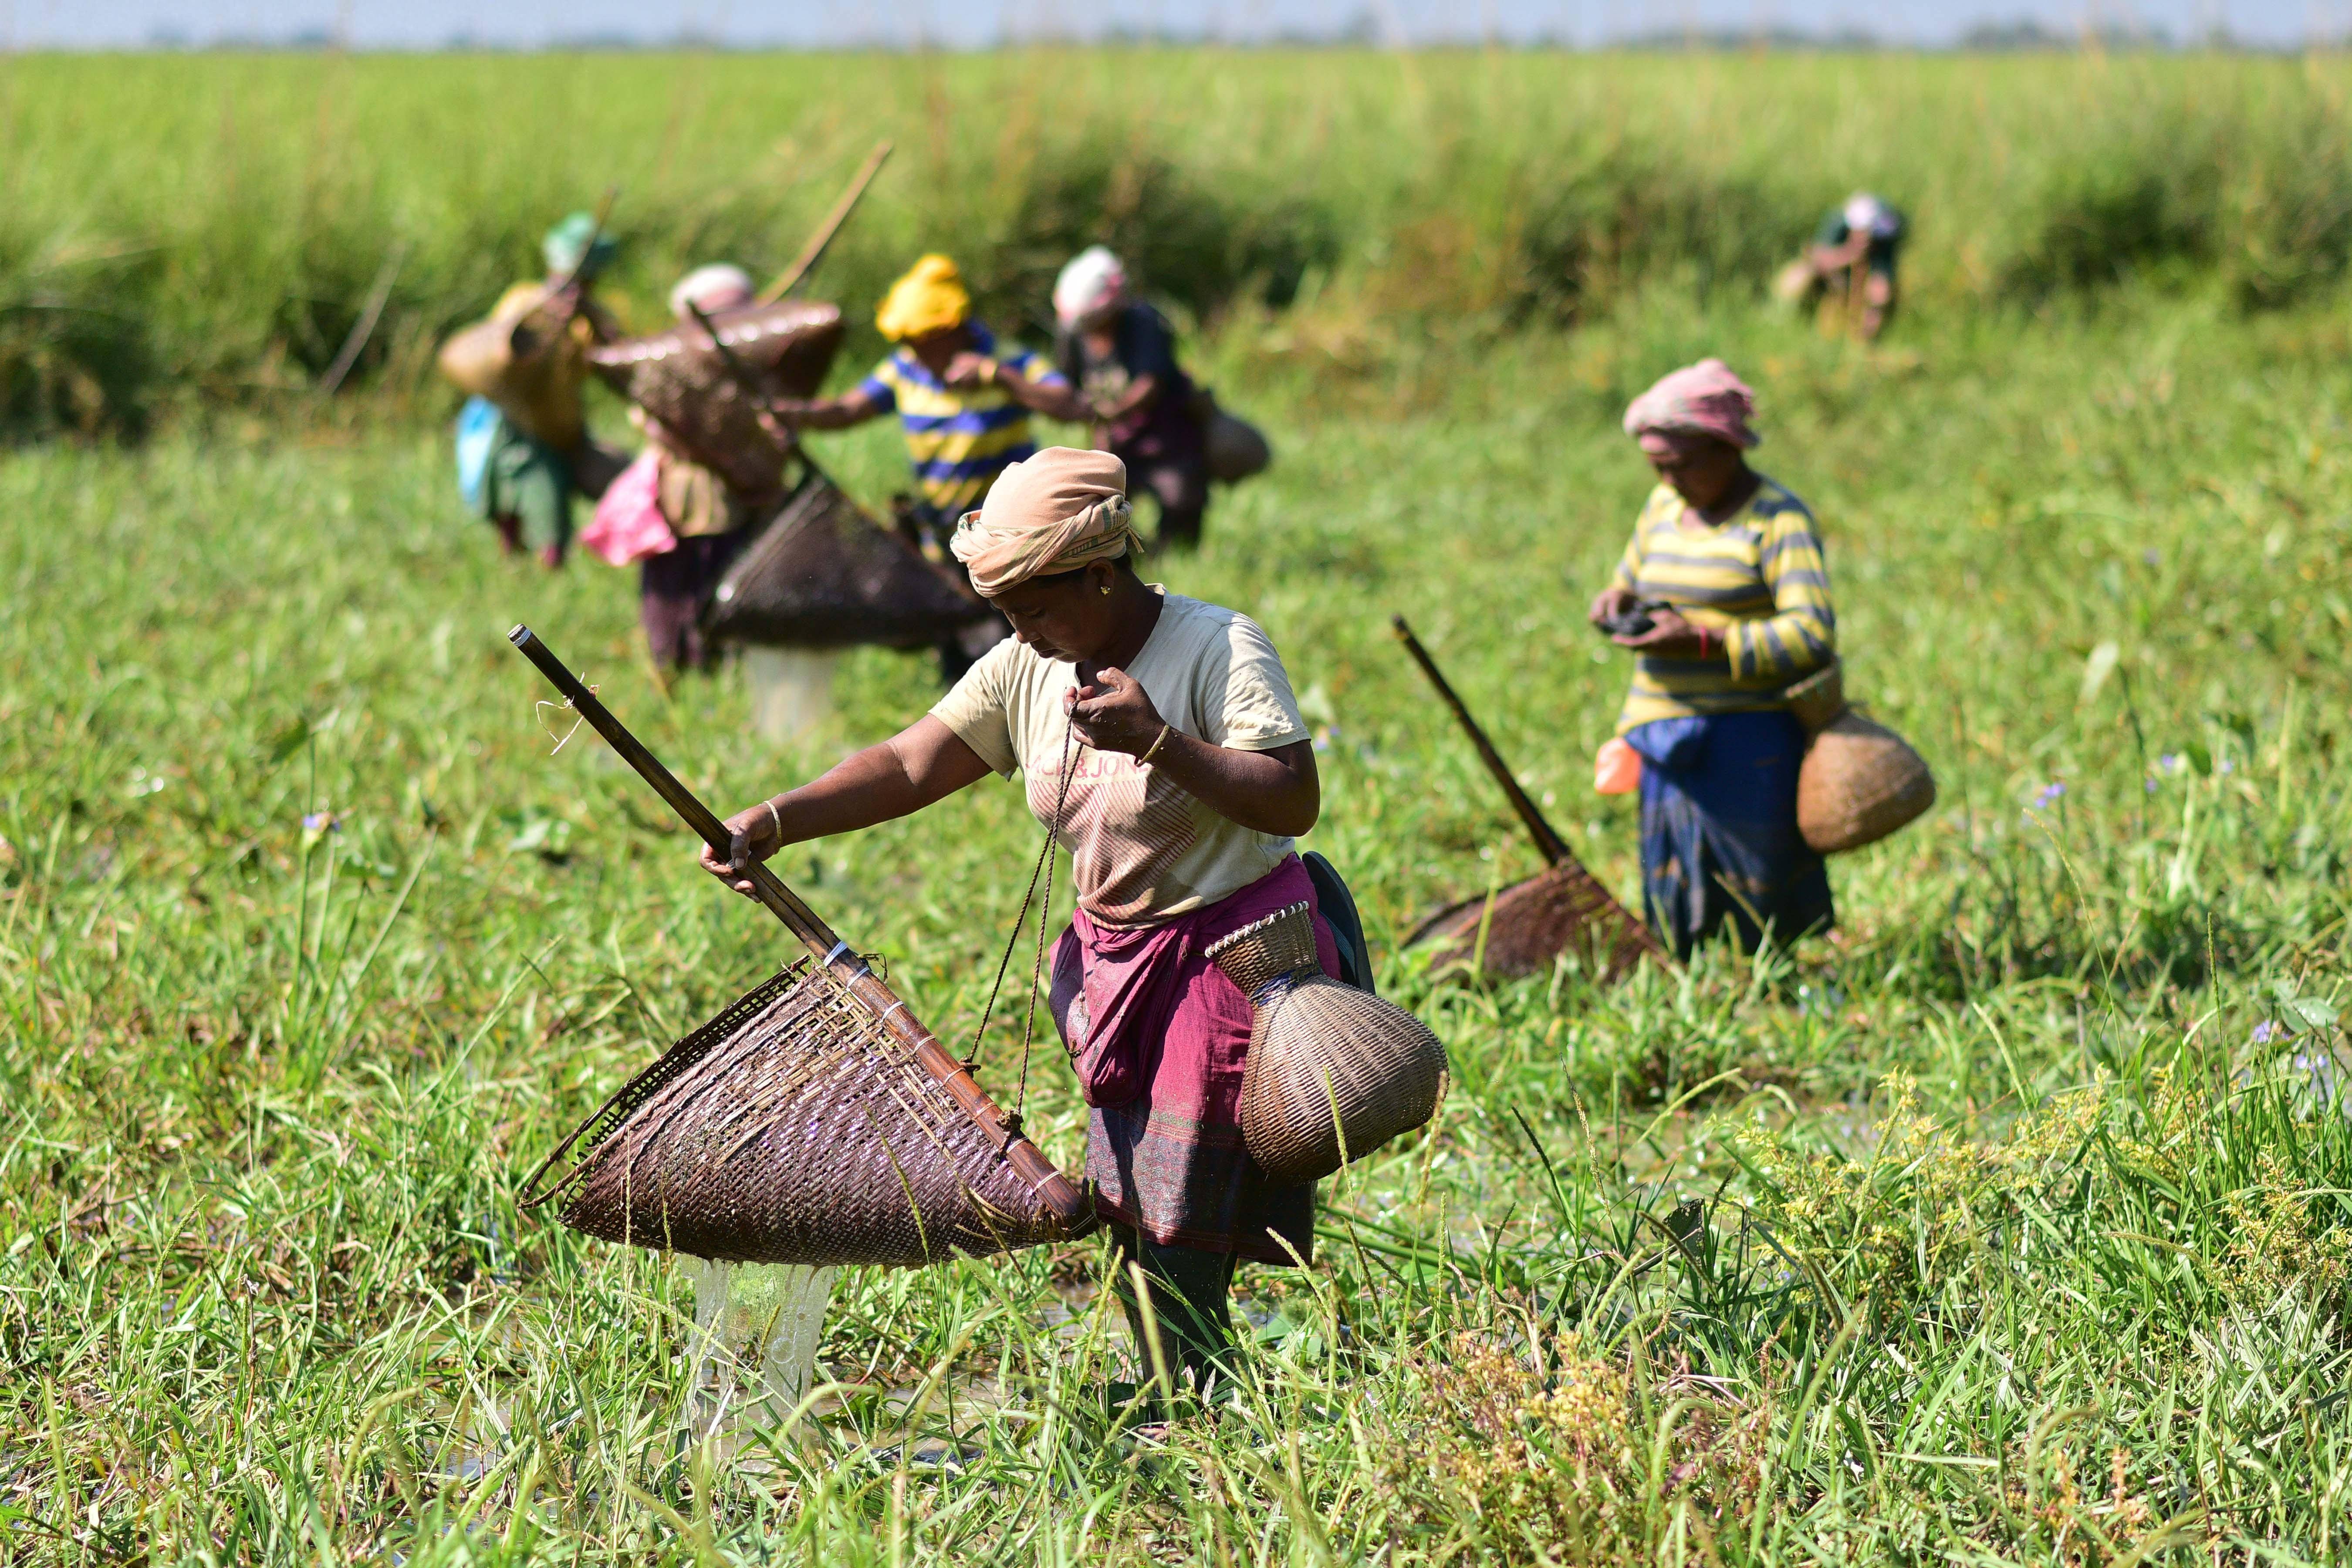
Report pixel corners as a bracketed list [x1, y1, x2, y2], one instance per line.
[703, 447, 1335, 1409]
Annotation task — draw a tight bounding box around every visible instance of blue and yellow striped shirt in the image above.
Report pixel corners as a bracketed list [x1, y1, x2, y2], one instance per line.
[858, 323, 1066, 515]
[1610, 477, 1836, 733]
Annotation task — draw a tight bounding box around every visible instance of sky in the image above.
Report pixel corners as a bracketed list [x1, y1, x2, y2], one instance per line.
[0, 0, 2335, 50]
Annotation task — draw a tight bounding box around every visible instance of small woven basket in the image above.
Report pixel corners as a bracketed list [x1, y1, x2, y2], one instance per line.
[522, 959, 1074, 1267]
[1207, 902, 1447, 1185]
[1798, 708, 1936, 855]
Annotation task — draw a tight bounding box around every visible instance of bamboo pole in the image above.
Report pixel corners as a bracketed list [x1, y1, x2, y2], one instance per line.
[758, 141, 893, 305]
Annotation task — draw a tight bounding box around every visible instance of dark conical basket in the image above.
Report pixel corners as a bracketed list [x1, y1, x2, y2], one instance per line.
[589, 301, 845, 497]
[520, 960, 1077, 1267]
[1406, 858, 1664, 982]
[1206, 902, 1448, 1185]
[706, 474, 994, 651]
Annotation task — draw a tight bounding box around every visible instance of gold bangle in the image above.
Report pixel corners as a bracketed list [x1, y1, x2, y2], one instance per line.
[1139, 724, 1173, 766]
[764, 799, 782, 840]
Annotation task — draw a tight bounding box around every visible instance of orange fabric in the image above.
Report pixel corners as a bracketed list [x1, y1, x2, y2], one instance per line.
[1594, 735, 1642, 795]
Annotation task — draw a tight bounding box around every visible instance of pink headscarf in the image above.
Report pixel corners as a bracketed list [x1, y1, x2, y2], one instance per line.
[1622, 358, 1762, 450]
[950, 447, 1142, 596]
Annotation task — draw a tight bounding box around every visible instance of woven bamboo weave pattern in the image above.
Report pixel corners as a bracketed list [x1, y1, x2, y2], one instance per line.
[525, 960, 1068, 1267]
[1208, 903, 1448, 1185]
[590, 301, 844, 495]
[1798, 709, 1936, 854]
[1408, 861, 1663, 982]
[706, 474, 991, 651]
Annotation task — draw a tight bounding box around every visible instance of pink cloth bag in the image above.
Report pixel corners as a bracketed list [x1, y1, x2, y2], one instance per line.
[580, 450, 675, 566]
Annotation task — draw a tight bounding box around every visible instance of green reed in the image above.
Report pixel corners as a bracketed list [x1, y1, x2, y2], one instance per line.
[7, 49, 2352, 432]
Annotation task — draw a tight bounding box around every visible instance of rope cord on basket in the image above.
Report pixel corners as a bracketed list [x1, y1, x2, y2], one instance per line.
[967, 708, 1079, 1129]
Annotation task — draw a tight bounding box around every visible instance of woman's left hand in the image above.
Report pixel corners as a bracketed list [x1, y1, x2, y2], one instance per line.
[1615, 607, 1714, 659]
[1066, 667, 1168, 754]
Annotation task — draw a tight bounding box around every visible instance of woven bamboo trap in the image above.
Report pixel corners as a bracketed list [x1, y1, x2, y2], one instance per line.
[1405, 862, 1659, 983]
[521, 959, 1068, 1266]
[507, 626, 1092, 1270]
[1207, 902, 1446, 1184]
[707, 472, 993, 652]
[1392, 617, 1670, 984]
[591, 301, 844, 497]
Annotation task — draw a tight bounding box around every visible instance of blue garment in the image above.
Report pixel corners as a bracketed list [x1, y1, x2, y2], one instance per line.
[454, 396, 503, 510]
[1626, 711, 1833, 958]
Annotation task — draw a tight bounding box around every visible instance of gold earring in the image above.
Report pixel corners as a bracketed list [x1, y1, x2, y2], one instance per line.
[1100, 583, 1112, 596]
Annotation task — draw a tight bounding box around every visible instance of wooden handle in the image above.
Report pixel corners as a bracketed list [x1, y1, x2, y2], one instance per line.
[506, 625, 1092, 1230]
[758, 140, 893, 305]
[1391, 615, 1570, 867]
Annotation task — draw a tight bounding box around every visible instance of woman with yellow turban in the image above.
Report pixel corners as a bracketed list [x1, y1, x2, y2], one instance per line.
[774, 255, 1088, 676]
[701, 447, 1360, 1417]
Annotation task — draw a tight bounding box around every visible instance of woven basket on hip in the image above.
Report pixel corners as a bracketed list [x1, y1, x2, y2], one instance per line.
[522, 957, 1070, 1267]
[1784, 662, 1937, 855]
[437, 303, 589, 453]
[1206, 902, 1447, 1185]
[1203, 408, 1272, 483]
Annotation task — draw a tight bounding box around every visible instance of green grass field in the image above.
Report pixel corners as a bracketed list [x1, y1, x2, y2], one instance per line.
[5, 48, 2352, 1567]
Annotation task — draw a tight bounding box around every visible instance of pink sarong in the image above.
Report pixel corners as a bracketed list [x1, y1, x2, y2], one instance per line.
[1048, 854, 1338, 1263]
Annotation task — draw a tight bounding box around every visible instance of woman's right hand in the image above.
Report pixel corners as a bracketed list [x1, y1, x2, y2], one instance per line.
[699, 801, 786, 896]
[1589, 587, 1638, 629]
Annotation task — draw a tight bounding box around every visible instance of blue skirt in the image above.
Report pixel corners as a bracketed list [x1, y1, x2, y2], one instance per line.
[1625, 710, 1834, 959]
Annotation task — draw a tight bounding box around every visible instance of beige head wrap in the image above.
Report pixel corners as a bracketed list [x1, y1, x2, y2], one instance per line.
[950, 447, 1141, 597]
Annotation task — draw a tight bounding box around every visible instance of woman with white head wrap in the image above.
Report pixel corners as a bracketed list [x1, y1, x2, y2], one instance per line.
[627, 261, 778, 674]
[703, 446, 1352, 1410]
[1051, 247, 1214, 551]
[1774, 190, 1907, 340]
[667, 263, 755, 321]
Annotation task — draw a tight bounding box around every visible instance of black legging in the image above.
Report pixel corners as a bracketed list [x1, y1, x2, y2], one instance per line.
[1107, 1223, 1239, 1402]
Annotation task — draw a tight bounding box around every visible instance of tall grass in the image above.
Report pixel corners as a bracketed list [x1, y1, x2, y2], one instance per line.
[7, 50, 2352, 431]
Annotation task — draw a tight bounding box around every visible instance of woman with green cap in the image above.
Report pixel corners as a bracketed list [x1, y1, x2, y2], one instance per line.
[450, 213, 628, 568]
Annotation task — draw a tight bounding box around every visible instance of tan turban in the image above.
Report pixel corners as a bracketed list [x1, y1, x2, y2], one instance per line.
[950, 447, 1141, 597]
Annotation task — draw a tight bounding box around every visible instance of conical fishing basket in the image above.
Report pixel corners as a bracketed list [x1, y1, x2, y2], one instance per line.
[707, 473, 993, 651]
[591, 301, 844, 496]
[1206, 902, 1447, 1185]
[1797, 708, 1936, 855]
[522, 956, 1073, 1267]
[1408, 859, 1662, 982]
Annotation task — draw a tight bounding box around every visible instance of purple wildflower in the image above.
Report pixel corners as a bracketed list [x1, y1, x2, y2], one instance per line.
[2033, 781, 2066, 809]
[2252, 1020, 2279, 1046]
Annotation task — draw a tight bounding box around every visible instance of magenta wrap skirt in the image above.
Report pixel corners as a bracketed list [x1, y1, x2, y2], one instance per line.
[1048, 853, 1338, 1264]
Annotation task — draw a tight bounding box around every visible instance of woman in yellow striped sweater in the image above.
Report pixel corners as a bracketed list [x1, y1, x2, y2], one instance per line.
[1588, 358, 1835, 957]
